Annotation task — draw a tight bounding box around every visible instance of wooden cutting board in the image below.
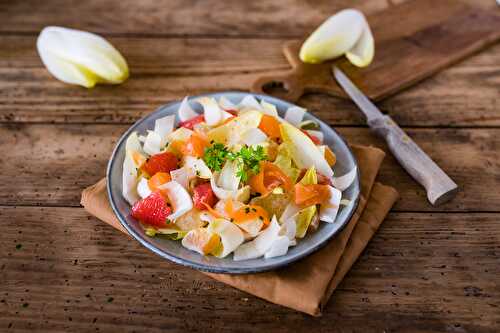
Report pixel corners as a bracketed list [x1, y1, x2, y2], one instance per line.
[251, 0, 500, 102]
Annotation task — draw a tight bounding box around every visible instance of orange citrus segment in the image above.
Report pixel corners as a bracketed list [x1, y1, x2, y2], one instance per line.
[182, 133, 209, 158]
[324, 146, 336, 167]
[148, 172, 171, 192]
[249, 162, 292, 196]
[258, 114, 281, 140]
[230, 204, 270, 226]
[294, 183, 330, 207]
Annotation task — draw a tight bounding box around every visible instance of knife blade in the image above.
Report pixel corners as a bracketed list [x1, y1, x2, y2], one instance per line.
[332, 66, 458, 206]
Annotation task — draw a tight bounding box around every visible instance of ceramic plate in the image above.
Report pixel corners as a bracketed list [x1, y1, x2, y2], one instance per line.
[107, 92, 360, 274]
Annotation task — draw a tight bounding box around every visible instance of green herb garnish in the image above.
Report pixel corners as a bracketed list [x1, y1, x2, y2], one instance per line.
[203, 143, 267, 181]
[203, 143, 229, 171]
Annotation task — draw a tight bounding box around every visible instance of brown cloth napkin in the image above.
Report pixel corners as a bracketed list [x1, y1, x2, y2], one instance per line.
[81, 144, 399, 316]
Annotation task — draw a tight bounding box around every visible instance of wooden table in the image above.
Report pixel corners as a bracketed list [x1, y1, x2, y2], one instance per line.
[1, 1, 499, 332]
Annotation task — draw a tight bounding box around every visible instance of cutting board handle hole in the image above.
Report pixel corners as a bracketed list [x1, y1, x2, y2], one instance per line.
[261, 80, 289, 95]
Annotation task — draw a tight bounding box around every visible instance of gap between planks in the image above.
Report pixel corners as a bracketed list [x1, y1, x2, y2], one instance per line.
[3, 204, 500, 215]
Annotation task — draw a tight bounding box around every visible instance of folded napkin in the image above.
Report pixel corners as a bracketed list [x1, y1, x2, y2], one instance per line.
[81, 144, 398, 316]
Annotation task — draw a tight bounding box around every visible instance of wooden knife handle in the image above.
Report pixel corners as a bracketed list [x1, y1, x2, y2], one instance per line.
[369, 115, 458, 205]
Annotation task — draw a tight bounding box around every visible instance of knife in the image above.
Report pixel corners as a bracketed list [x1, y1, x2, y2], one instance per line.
[332, 66, 458, 205]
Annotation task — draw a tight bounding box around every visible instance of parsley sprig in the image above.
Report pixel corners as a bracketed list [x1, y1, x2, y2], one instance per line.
[203, 143, 267, 181]
[203, 143, 228, 172]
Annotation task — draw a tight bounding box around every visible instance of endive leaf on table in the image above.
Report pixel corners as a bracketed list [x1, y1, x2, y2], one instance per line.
[37, 26, 129, 88]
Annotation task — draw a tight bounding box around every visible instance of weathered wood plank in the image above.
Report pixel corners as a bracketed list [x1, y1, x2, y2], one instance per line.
[1, 124, 499, 211]
[1, 35, 499, 126]
[0, 0, 494, 37]
[1, 207, 498, 332]
[0, 0, 390, 37]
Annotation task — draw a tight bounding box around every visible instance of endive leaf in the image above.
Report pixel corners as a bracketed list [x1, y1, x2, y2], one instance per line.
[319, 186, 342, 223]
[37, 26, 129, 87]
[178, 97, 199, 122]
[158, 181, 193, 220]
[238, 95, 262, 111]
[299, 9, 365, 64]
[122, 152, 140, 205]
[219, 96, 237, 110]
[196, 97, 222, 126]
[143, 130, 162, 156]
[154, 115, 175, 147]
[280, 122, 333, 178]
[284, 106, 306, 127]
[233, 216, 281, 261]
[136, 177, 152, 199]
[346, 20, 375, 67]
[208, 219, 244, 258]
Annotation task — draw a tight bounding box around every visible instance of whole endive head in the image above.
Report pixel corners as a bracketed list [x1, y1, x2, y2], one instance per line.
[37, 26, 129, 88]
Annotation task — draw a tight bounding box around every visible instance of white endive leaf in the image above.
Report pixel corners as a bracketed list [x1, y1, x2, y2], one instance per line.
[233, 216, 281, 261]
[210, 174, 233, 200]
[143, 130, 162, 156]
[136, 177, 152, 199]
[159, 181, 193, 220]
[236, 218, 264, 237]
[319, 186, 342, 223]
[299, 9, 365, 64]
[183, 156, 212, 179]
[280, 122, 333, 178]
[125, 132, 143, 155]
[170, 167, 194, 189]
[218, 96, 237, 110]
[196, 97, 222, 126]
[280, 202, 301, 223]
[221, 110, 234, 122]
[210, 173, 249, 201]
[238, 95, 262, 111]
[284, 106, 306, 126]
[122, 152, 140, 205]
[306, 129, 324, 144]
[37, 26, 129, 88]
[260, 100, 279, 117]
[264, 236, 290, 259]
[346, 20, 374, 68]
[332, 166, 357, 191]
[241, 128, 267, 146]
[178, 96, 199, 122]
[280, 217, 297, 243]
[154, 115, 175, 147]
[168, 127, 193, 142]
[218, 161, 240, 192]
[208, 219, 244, 258]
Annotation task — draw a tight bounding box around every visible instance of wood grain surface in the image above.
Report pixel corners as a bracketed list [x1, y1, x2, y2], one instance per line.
[1, 35, 499, 126]
[251, 0, 500, 102]
[1, 0, 499, 332]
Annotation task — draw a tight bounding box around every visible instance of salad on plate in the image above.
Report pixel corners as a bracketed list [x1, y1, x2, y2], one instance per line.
[122, 95, 356, 261]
